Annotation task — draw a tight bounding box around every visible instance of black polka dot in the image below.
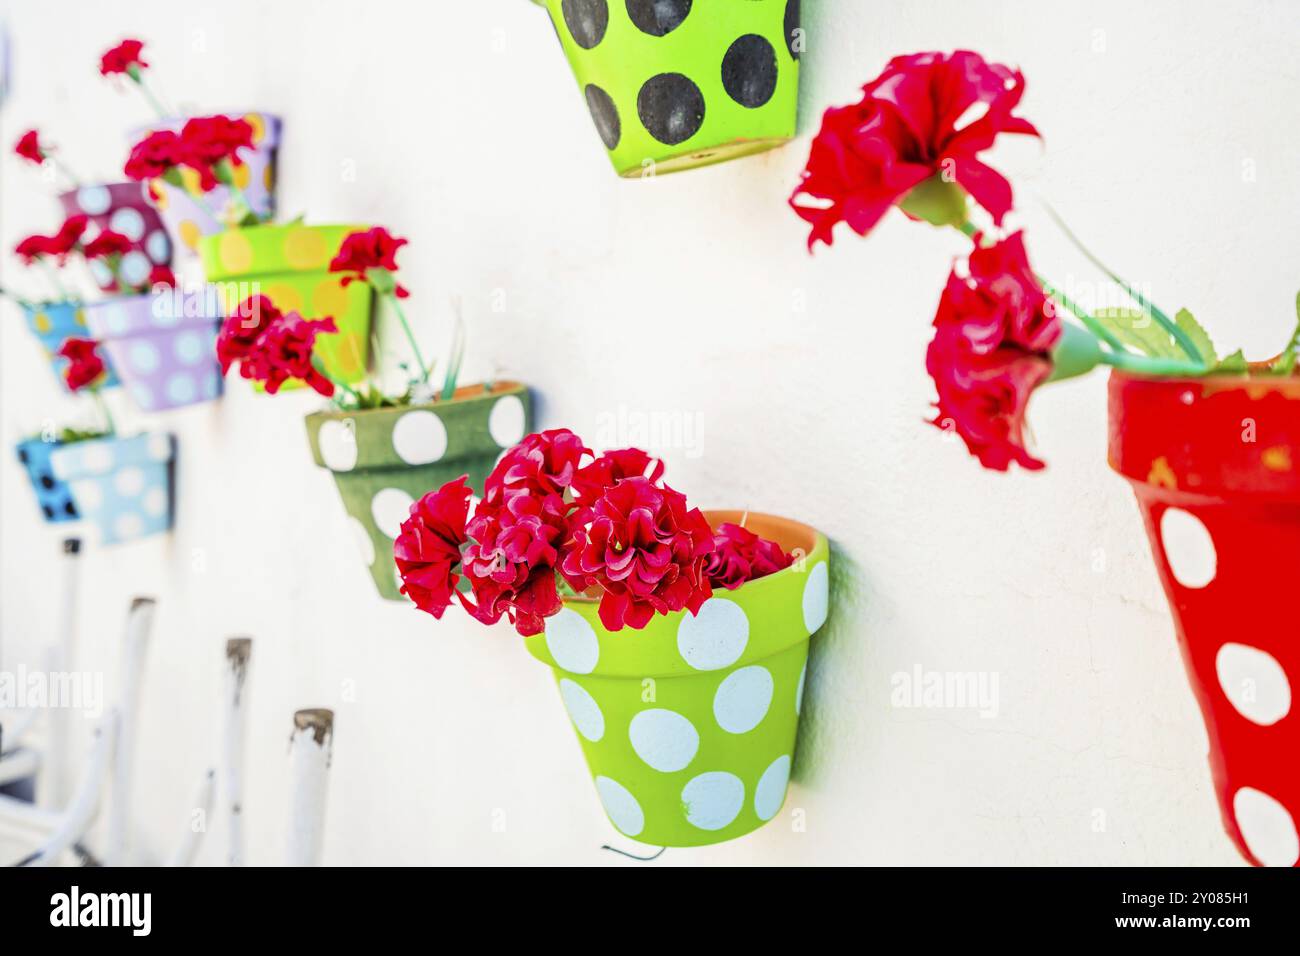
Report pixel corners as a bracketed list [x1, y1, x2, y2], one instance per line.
[64, 501, 78, 517]
[637, 73, 705, 145]
[17, 448, 29, 464]
[722, 34, 778, 108]
[784, 0, 801, 60]
[39, 474, 55, 490]
[626, 0, 691, 36]
[585, 84, 621, 150]
[561, 0, 609, 49]
[42, 505, 54, 520]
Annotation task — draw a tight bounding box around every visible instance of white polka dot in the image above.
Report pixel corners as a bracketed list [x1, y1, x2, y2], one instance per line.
[142, 487, 167, 517]
[76, 185, 111, 214]
[488, 394, 526, 447]
[802, 561, 829, 632]
[681, 771, 744, 831]
[795, 661, 807, 715]
[120, 251, 151, 286]
[1160, 508, 1216, 588]
[677, 598, 749, 671]
[370, 487, 414, 540]
[72, 480, 103, 511]
[559, 678, 604, 742]
[544, 608, 600, 674]
[114, 513, 144, 540]
[146, 434, 172, 461]
[131, 383, 154, 408]
[347, 516, 375, 566]
[391, 410, 448, 465]
[114, 466, 145, 496]
[200, 371, 221, 399]
[1216, 643, 1291, 726]
[102, 303, 131, 335]
[594, 776, 644, 837]
[89, 260, 113, 287]
[130, 341, 160, 373]
[145, 230, 171, 263]
[167, 374, 197, 404]
[317, 420, 357, 472]
[82, 444, 114, 473]
[109, 207, 145, 240]
[629, 709, 698, 772]
[754, 754, 791, 821]
[173, 331, 205, 364]
[1233, 787, 1299, 867]
[713, 665, 774, 734]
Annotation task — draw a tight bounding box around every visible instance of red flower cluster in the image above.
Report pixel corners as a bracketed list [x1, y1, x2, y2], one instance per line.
[13, 215, 88, 264]
[926, 233, 1060, 471]
[216, 296, 337, 396]
[81, 229, 133, 262]
[705, 522, 794, 591]
[124, 116, 253, 191]
[790, 50, 1038, 249]
[395, 432, 793, 636]
[57, 338, 106, 391]
[100, 39, 148, 77]
[14, 129, 44, 164]
[329, 227, 409, 298]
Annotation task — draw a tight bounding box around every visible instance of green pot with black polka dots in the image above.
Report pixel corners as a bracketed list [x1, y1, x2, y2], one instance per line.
[533, 0, 802, 177]
[526, 511, 829, 847]
[198, 223, 373, 386]
[304, 383, 532, 601]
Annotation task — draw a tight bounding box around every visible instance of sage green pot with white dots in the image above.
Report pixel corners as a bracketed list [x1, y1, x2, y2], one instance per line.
[305, 383, 532, 601]
[526, 511, 829, 847]
[533, 0, 802, 176]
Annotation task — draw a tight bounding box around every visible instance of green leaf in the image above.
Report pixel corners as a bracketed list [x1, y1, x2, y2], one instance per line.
[1215, 349, 1248, 373]
[1092, 307, 1183, 359]
[1175, 309, 1217, 367]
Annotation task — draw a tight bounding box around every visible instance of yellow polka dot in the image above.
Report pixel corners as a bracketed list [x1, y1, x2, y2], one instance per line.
[74, 310, 87, 327]
[179, 219, 202, 251]
[283, 227, 329, 271]
[218, 230, 254, 275]
[310, 277, 350, 323]
[232, 162, 251, 189]
[244, 113, 265, 144]
[179, 166, 203, 197]
[1148, 456, 1177, 490]
[261, 283, 303, 314]
[1262, 446, 1293, 472]
[263, 164, 275, 192]
[151, 180, 169, 210]
[33, 311, 51, 333]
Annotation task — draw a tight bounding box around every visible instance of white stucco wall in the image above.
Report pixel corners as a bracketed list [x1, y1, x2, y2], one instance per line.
[4, 0, 1295, 865]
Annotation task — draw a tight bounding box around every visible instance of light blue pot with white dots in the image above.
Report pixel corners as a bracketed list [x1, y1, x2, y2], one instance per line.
[84, 290, 223, 412]
[21, 301, 120, 392]
[50, 432, 176, 546]
[524, 511, 830, 848]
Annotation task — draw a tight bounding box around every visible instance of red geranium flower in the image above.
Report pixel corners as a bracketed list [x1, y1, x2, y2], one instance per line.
[462, 493, 567, 636]
[954, 231, 1059, 354]
[100, 39, 148, 77]
[57, 337, 107, 391]
[242, 311, 338, 396]
[705, 522, 794, 590]
[14, 129, 44, 164]
[395, 476, 473, 618]
[14, 234, 56, 264]
[570, 447, 664, 506]
[148, 265, 177, 288]
[328, 227, 410, 298]
[179, 115, 253, 189]
[216, 295, 282, 374]
[560, 477, 715, 631]
[51, 215, 90, 258]
[124, 129, 188, 182]
[81, 230, 133, 261]
[484, 428, 590, 516]
[790, 50, 1039, 248]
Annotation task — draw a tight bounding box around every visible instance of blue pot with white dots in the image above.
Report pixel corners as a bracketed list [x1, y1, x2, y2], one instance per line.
[84, 290, 223, 412]
[15, 438, 80, 523]
[58, 183, 173, 293]
[524, 511, 830, 847]
[20, 301, 121, 392]
[50, 433, 176, 546]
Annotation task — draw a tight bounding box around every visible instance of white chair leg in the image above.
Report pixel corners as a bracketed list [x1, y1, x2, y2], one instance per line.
[285, 709, 333, 867]
[222, 637, 251, 866]
[104, 597, 155, 867]
[166, 769, 215, 867]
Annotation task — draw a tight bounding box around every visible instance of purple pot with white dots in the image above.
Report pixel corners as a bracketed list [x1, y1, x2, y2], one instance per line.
[50, 432, 175, 546]
[83, 289, 223, 412]
[133, 112, 282, 256]
[58, 182, 173, 293]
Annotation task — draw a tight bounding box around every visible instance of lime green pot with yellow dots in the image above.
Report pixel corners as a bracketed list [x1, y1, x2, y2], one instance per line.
[532, 0, 801, 177]
[198, 223, 372, 385]
[526, 511, 829, 847]
[305, 382, 532, 600]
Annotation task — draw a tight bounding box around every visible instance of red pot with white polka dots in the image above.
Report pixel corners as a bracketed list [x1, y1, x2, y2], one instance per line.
[1109, 371, 1299, 867]
[58, 182, 174, 293]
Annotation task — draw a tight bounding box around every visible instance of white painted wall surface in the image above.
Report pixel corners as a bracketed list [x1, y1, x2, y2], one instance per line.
[4, 0, 1295, 865]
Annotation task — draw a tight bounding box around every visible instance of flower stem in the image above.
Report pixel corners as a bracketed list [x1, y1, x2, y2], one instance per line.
[48, 155, 81, 188]
[1097, 350, 1207, 377]
[1038, 277, 1126, 353]
[133, 74, 171, 120]
[39, 260, 69, 300]
[389, 294, 431, 384]
[93, 389, 116, 436]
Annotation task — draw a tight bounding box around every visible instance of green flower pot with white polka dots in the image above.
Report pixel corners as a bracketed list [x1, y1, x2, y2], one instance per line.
[305, 383, 532, 601]
[198, 223, 373, 386]
[526, 511, 829, 847]
[534, 0, 802, 177]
